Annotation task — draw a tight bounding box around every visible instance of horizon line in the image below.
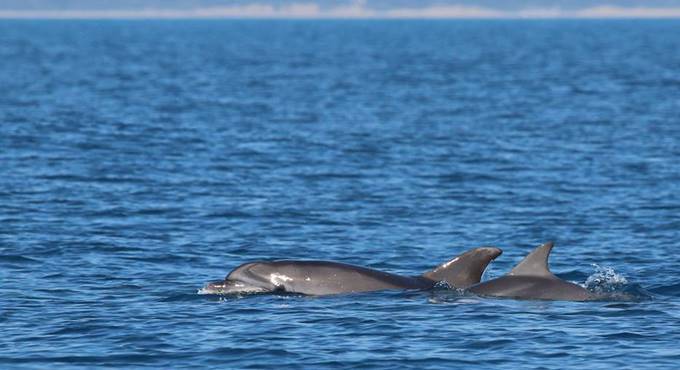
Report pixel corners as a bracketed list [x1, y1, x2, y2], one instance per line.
[2, 5, 680, 20]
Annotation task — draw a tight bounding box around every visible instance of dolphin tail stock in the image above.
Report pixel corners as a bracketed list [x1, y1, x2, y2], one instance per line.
[508, 241, 555, 277]
[422, 247, 502, 289]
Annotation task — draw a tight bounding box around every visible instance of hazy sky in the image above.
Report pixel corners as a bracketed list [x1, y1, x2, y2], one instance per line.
[2, 0, 680, 18]
[2, 1, 680, 10]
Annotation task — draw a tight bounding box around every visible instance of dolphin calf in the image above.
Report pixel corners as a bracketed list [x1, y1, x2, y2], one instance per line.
[467, 241, 595, 301]
[203, 247, 502, 296]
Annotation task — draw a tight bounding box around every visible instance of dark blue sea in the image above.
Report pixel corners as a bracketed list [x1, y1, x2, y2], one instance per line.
[1, 19, 680, 369]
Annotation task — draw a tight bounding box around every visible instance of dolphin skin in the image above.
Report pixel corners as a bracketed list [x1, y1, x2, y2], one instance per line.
[468, 241, 595, 301]
[203, 247, 502, 295]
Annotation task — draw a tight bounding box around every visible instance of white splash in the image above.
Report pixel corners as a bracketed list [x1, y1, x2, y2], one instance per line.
[584, 264, 629, 294]
[433, 281, 453, 289]
[197, 287, 211, 295]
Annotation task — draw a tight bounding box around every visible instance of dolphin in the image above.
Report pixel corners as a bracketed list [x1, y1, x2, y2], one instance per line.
[202, 247, 502, 296]
[467, 241, 595, 301]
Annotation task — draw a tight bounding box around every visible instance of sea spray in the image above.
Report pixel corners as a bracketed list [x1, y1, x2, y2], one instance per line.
[584, 264, 629, 294]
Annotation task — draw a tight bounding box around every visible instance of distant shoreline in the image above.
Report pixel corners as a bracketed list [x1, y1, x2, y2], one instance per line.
[2, 16, 680, 21]
[2, 5, 680, 20]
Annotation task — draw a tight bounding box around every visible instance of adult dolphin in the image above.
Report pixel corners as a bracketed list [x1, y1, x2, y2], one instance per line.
[468, 241, 595, 301]
[203, 247, 502, 296]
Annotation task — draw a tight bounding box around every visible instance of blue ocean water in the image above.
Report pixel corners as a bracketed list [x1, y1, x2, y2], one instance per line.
[1, 19, 679, 368]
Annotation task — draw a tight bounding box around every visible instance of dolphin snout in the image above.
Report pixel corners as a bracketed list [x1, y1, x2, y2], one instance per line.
[203, 280, 228, 293]
[201, 279, 269, 295]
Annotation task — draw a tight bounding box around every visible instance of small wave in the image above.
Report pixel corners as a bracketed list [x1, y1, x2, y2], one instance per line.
[0, 255, 40, 264]
[649, 282, 680, 297]
[161, 292, 208, 302]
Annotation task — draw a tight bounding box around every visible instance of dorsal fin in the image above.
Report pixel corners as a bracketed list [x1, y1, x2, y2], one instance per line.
[508, 241, 555, 277]
[423, 247, 502, 288]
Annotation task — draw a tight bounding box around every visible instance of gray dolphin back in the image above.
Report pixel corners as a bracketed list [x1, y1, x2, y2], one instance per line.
[230, 260, 432, 295]
[205, 246, 503, 296]
[468, 241, 594, 301]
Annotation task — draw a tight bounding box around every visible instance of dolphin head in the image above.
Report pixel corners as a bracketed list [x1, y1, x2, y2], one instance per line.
[201, 262, 279, 295]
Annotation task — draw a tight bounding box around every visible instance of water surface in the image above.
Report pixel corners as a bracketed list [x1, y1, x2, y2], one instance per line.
[1, 20, 679, 369]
